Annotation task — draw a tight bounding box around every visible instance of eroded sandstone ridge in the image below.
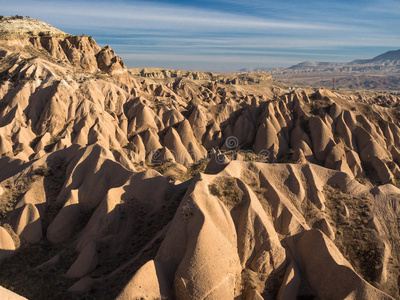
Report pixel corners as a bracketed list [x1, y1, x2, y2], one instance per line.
[1, 18, 400, 300]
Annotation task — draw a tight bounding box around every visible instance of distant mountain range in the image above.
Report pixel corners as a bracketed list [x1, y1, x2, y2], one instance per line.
[351, 49, 400, 65]
[241, 49, 400, 74]
[242, 49, 400, 90]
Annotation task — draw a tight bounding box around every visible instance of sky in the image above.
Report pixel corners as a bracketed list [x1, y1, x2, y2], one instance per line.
[2, 0, 400, 72]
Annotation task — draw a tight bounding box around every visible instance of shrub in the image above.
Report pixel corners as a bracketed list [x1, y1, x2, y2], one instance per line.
[208, 177, 243, 209]
[181, 200, 193, 219]
[33, 165, 53, 177]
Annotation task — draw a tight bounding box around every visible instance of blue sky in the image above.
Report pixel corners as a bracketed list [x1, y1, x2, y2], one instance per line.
[2, 0, 400, 72]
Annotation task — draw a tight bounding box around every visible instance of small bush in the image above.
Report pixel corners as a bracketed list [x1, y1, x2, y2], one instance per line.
[181, 200, 193, 219]
[33, 166, 53, 177]
[208, 177, 244, 209]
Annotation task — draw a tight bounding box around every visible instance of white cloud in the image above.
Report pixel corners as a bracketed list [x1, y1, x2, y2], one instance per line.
[1, 0, 399, 71]
[2, 0, 353, 32]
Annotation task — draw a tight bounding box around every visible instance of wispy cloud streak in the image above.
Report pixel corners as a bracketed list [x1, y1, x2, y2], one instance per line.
[1, 0, 400, 71]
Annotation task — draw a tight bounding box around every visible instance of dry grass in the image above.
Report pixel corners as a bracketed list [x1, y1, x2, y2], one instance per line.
[208, 177, 244, 209]
[323, 185, 386, 285]
[183, 160, 209, 180]
[241, 269, 266, 295]
[308, 99, 331, 115]
[0, 241, 78, 300]
[240, 151, 270, 163]
[0, 176, 35, 219]
[355, 176, 371, 185]
[152, 159, 209, 183]
[357, 102, 381, 123]
[240, 168, 267, 199]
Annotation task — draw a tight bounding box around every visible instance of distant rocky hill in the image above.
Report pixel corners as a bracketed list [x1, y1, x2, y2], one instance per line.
[242, 49, 400, 90]
[243, 49, 400, 74]
[0, 16, 69, 38]
[351, 49, 400, 65]
[286, 49, 400, 70]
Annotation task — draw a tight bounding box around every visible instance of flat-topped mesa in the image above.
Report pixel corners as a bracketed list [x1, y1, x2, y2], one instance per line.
[0, 17, 69, 38]
[0, 17, 126, 75]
